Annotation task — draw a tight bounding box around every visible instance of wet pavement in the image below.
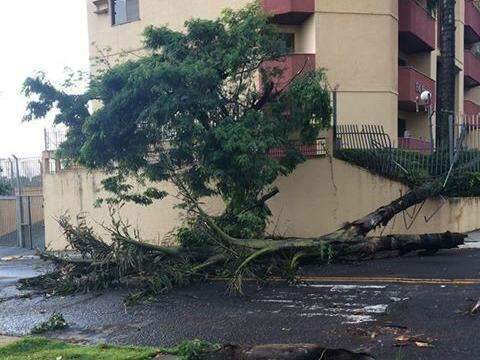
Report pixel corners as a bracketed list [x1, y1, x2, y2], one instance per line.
[0, 242, 480, 359]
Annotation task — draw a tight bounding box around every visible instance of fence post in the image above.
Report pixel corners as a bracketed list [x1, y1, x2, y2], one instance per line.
[43, 128, 48, 152]
[448, 114, 454, 167]
[12, 155, 23, 248]
[27, 196, 33, 250]
[428, 105, 435, 153]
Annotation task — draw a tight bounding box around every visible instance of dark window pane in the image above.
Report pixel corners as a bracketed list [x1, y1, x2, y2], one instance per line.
[398, 118, 406, 137]
[280, 33, 295, 54]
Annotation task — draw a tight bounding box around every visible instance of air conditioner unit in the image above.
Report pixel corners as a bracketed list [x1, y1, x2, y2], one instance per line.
[93, 0, 109, 15]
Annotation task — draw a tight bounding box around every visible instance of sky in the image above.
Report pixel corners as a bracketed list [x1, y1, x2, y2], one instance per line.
[0, 0, 89, 158]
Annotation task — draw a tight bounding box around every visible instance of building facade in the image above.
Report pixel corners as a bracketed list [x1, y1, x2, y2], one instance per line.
[88, 0, 480, 148]
[40, 1, 480, 250]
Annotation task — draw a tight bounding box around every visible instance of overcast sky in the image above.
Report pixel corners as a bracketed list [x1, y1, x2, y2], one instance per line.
[0, 0, 89, 158]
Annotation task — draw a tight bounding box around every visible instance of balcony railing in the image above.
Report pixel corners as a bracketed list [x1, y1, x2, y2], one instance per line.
[398, 137, 432, 153]
[262, 0, 314, 25]
[399, 0, 436, 54]
[465, 0, 480, 43]
[269, 138, 327, 159]
[465, 50, 480, 87]
[398, 66, 436, 111]
[262, 54, 316, 90]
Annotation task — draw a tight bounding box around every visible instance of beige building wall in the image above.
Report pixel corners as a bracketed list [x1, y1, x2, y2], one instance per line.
[87, 0, 252, 61]
[315, 0, 398, 139]
[44, 155, 480, 250]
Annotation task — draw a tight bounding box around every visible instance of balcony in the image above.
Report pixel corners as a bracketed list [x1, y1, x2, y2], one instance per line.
[262, 0, 315, 25]
[465, 100, 480, 116]
[465, 50, 480, 87]
[398, 137, 432, 153]
[269, 138, 327, 159]
[398, 66, 436, 111]
[399, 0, 436, 54]
[465, 0, 480, 43]
[262, 54, 316, 90]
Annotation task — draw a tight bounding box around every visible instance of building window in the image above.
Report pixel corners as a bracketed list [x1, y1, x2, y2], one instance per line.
[280, 33, 295, 54]
[112, 0, 139, 25]
[398, 118, 407, 138]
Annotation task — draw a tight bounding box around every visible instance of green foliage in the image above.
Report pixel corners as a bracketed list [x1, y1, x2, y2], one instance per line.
[427, 0, 438, 15]
[160, 339, 221, 360]
[0, 337, 220, 360]
[0, 167, 13, 196]
[23, 2, 332, 238]
[443, 172, 480, 197]
[0, 337, 157, 360]
[20, 213, 202, 306]
[0, 179, 12, 196]
[30, 313, 68, 335]
[175, 223, 212, 249]
[336, 147, 480, 197]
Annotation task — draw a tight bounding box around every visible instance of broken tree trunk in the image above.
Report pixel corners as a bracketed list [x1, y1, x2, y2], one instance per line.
[339, 232, 465, 258]
[205, 343, 374, 360]
[330, 181, 443, 239]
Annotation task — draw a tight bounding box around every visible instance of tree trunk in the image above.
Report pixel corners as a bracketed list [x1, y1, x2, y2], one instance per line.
[436, 0, 457, 145]
[339, 232, 465, 258]
[326, 181, 443, 240]
[205, 343, 374, 360]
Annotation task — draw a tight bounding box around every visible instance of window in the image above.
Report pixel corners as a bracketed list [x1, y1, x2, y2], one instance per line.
[280, 33, 295, 54]
[398, 118, 407, 138]
[112, 0, 139, 25]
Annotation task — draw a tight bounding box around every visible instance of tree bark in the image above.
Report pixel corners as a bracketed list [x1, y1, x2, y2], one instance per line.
[436, 0, 457, 145]
[339, 232, 465, 258]
[205, 343, 374, 360]
[332, 181, 443, 239]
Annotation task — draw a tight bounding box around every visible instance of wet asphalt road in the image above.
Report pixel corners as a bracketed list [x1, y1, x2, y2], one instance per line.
[1, 246, 480, 359]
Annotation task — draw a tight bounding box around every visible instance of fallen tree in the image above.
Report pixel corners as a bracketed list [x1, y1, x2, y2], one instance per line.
[20, 179, 465, 302]
[19, 4, 466, 302]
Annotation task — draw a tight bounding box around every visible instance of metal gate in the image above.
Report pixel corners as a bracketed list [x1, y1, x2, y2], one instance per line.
[0, 156, 44, 250]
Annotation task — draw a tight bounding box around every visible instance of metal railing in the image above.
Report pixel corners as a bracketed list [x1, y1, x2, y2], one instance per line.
[269, 138, 328, 159]
[333, 116, 480, 184]
[0, 157, 43, 192]
[44, 127, 67, 152]
[0, 155, 44, 250]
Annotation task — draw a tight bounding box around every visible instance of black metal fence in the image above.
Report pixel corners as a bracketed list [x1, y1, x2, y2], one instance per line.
[333, 116, 480, 185]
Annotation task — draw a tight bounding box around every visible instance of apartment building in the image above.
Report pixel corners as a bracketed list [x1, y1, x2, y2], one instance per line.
[41, 1, 480, 250]
[88, 0, 480, 149]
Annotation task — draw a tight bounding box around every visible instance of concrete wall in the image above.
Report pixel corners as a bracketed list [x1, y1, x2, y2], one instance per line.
[44, 157, 480, 250]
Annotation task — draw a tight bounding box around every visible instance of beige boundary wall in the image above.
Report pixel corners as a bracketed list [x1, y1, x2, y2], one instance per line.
[44, 157, 480, 250]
